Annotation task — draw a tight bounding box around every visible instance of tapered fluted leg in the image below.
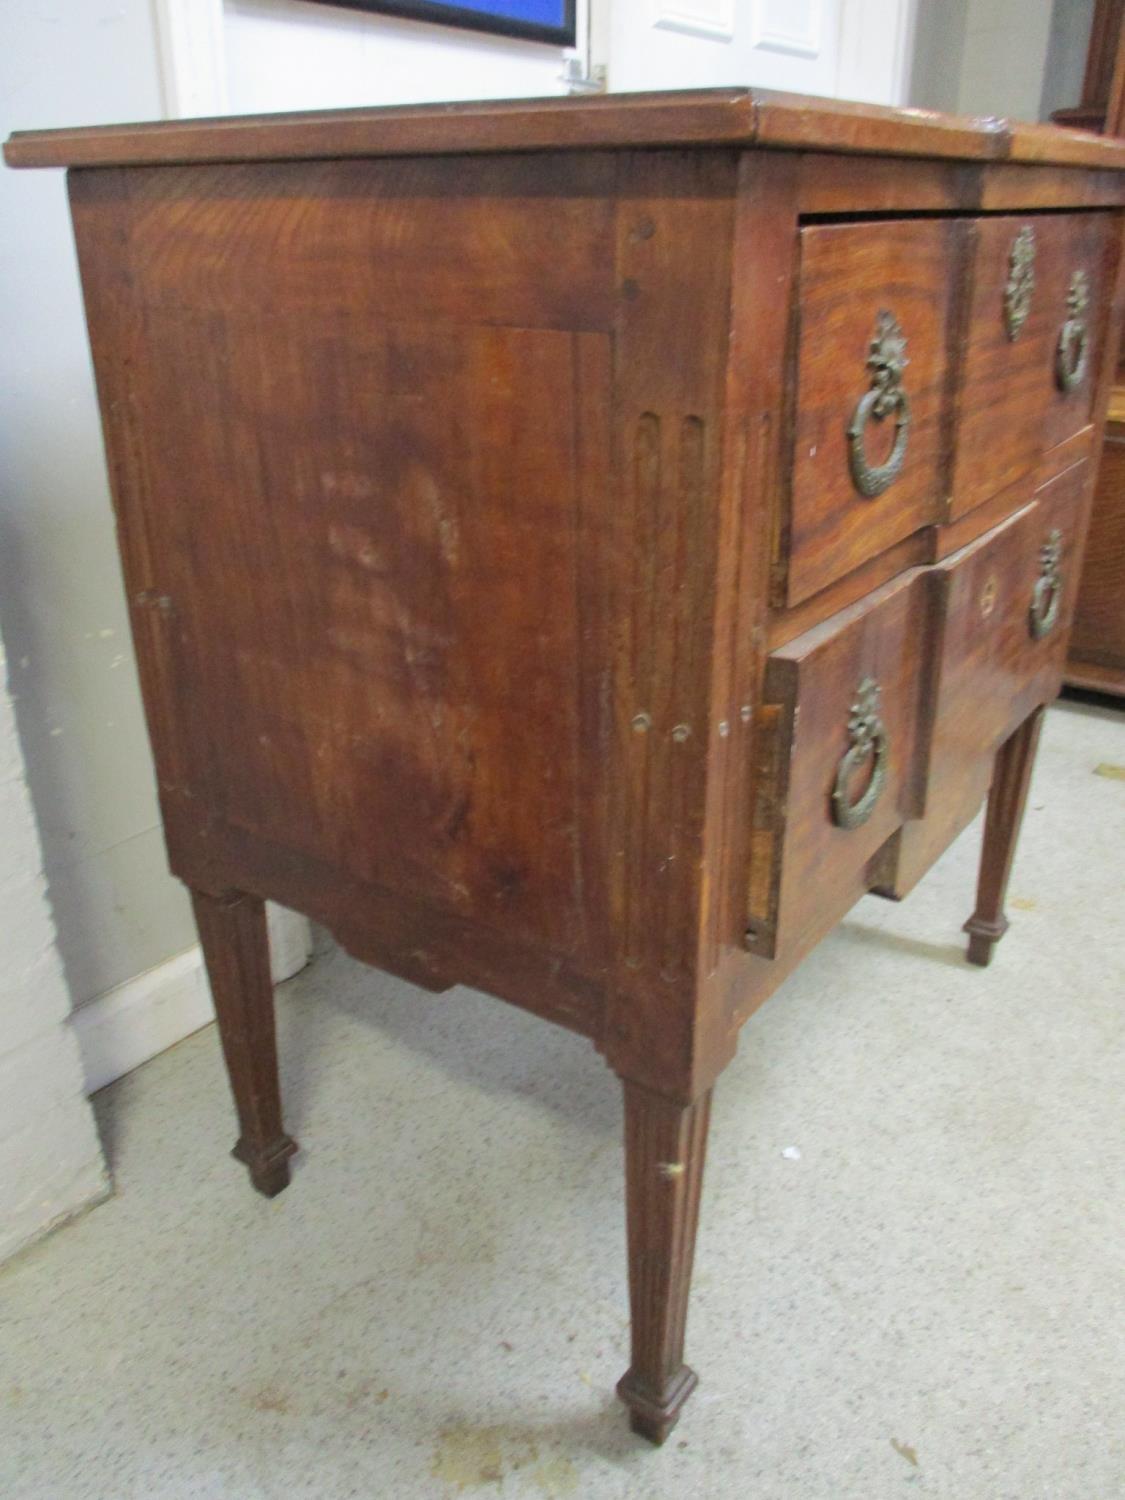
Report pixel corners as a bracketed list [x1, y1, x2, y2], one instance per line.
[617, 1080, 713, 1445]
[964, 706, 1046, 968]
[191, 888, 297, 1196]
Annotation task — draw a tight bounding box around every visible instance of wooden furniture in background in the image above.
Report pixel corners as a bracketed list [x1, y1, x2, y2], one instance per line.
[1053, 0, 1125, 695]
[7, 90, 1125, 1445]
[1051, 0, 1125, 133]
[1068, 393, 1125, 692]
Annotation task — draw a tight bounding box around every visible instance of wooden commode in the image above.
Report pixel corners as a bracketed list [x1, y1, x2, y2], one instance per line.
[7, 89, 1125, 1445]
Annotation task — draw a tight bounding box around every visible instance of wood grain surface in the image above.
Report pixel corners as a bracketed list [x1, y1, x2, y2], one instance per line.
[747, 568, 930, 964]
[883, 463, 1089, 897]
[191, 888, 297, 1198]
[12, 87, 1125, 171]
[948, 215, 1076, 520]
[786, 218, 960, 604]
[963, 707, 1047, 967]
[1068, 421, 1125, 692]
[617, 1081, 712, 1446]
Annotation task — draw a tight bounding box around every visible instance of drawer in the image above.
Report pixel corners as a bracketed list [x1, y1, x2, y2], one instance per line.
[881, 460, 1088, 895]
[930, 460, 1086, 761]
[1036, 213, 1116, 454]
[746, 567, 930, 962]
[786, 219, 961, 606]
[949, 213, 1115, 521]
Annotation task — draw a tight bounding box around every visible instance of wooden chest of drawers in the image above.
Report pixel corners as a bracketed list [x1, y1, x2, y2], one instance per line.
[8, 89, 1125, 1445]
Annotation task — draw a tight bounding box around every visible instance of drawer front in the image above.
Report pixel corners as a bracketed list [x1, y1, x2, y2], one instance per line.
[933, 461, 1086, 756]
[885, 461, 1088, 894]
[950, 213, 1114, 521]
[949, 216, 1058, 521]
[747, 568, 929, 962]
[787, 219, 960, 605]
[1038, 213, 1116, 454]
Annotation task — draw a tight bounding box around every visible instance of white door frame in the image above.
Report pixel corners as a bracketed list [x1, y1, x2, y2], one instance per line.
[837, 0, 918, 107]
[152, 0, 229, 117]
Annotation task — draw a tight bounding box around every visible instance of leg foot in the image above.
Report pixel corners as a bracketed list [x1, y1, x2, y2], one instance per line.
[617, 1080, 712, 1445]
[617, 1364, 698, 1446]
[191, 888, 298, 1197]
[964, 916, 1008, 968]
[963, 707, 1044, 968]
[231, 1133, 297, 1198]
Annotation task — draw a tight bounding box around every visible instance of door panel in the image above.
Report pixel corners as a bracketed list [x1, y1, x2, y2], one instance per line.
[609, 0, 916, 104]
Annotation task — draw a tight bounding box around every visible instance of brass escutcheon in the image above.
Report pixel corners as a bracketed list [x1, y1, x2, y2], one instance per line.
[831, 677, 889, 830]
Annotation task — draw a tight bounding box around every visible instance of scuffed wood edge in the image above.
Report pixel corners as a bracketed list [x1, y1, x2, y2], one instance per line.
[9, 87, 1125, 172]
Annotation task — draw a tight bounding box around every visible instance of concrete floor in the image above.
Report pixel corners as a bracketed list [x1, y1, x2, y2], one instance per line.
[1, 696, 1122, 1500]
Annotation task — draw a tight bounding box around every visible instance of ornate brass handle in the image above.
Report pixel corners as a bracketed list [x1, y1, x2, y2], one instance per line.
[1055, 270, 1090, 393]
[1029, 528, 1064, 640]
[847, 310, 911, 499]
[831, 677, 889, 830]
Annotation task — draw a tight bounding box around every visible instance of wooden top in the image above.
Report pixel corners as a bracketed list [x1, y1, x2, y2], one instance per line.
[7, 87, 1125, 171]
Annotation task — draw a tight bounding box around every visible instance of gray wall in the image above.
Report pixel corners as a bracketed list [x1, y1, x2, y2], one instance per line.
[909, 0, 970, 113]
[0, 1, 197, 1009]
[0, 632, 107, 1262]
[909, 0, 1059, 121]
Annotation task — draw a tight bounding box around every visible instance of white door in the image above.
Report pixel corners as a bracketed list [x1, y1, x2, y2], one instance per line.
[606, 0, 917, 106]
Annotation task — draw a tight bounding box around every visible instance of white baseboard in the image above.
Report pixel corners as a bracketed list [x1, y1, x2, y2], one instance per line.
[266, 903, 313, 984]
[71, 906, 312, 1095]
[71, 948, 213, 1095]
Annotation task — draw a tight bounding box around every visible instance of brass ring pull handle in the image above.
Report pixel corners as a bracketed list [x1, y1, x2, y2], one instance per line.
[1055, 270, 1090, 394]
[831, 677, 889, 830]
[1029, 528, 1064, 640]
[847, 310, 911, 499]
